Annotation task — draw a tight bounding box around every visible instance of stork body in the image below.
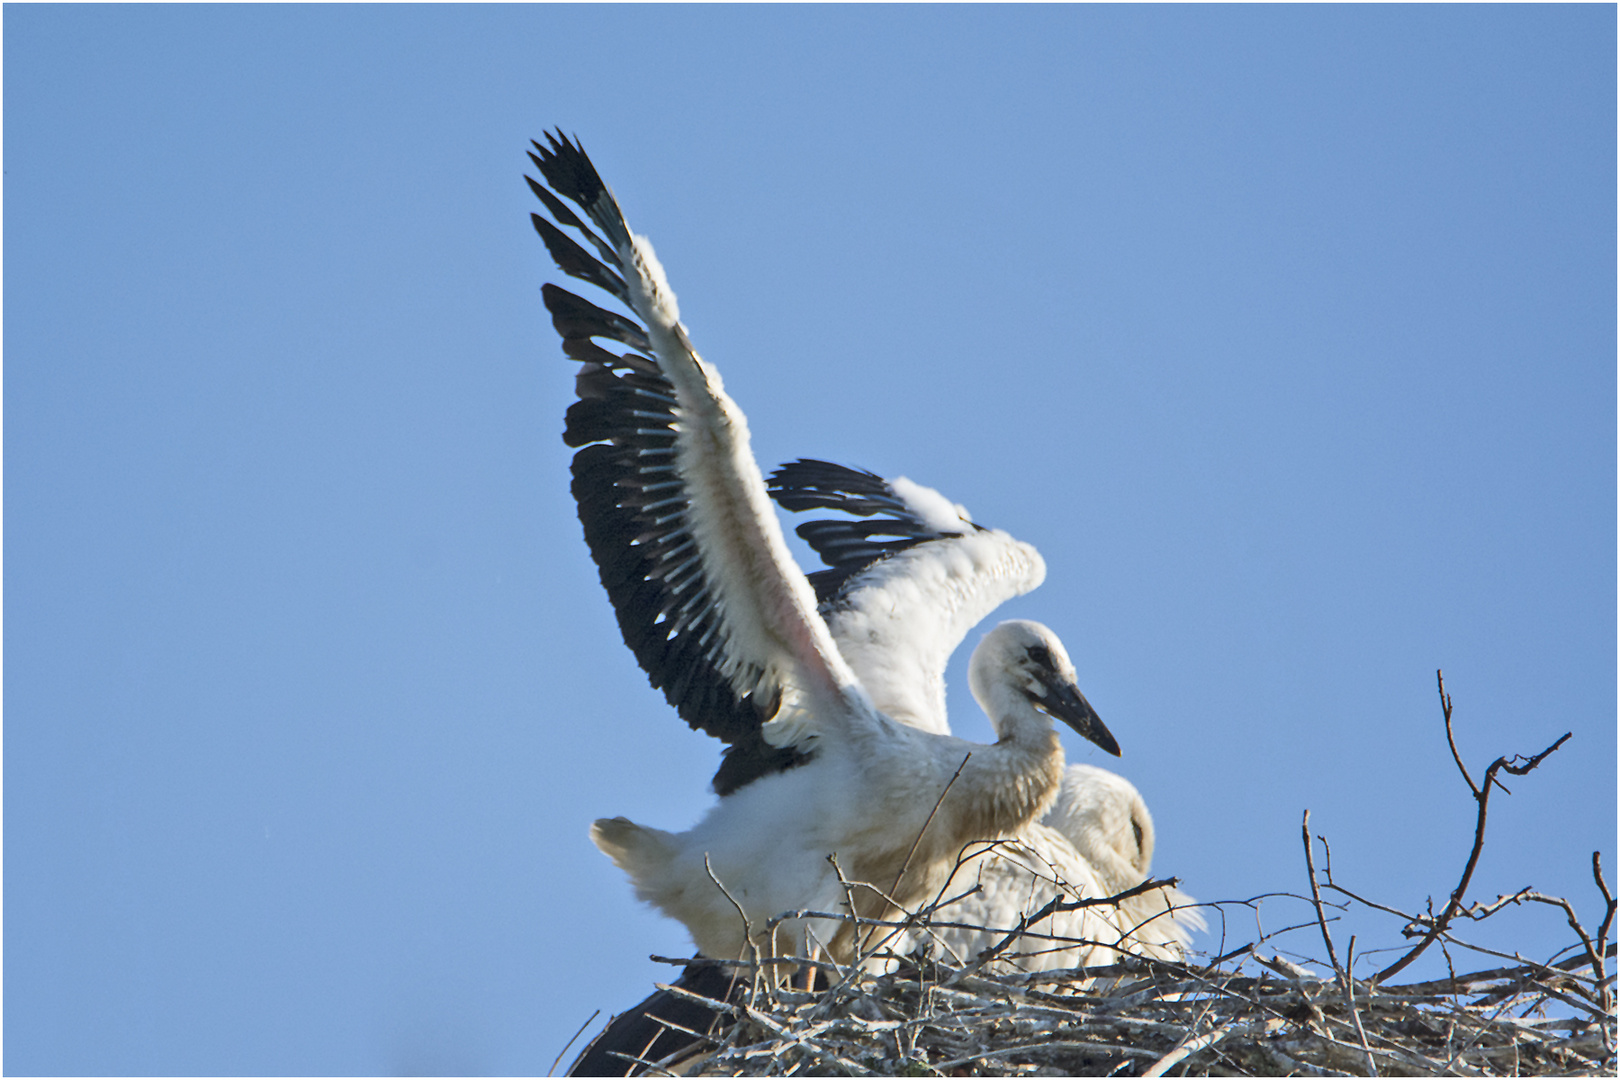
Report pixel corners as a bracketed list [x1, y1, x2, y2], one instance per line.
[593, 622, 1088, 961]
[528, 132, 1120, 965]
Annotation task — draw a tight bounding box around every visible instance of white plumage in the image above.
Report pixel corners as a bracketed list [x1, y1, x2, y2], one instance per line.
[900, 765, 1204, 973]
[589, 619, 1115, 964]
[528, 132, 1125, 968]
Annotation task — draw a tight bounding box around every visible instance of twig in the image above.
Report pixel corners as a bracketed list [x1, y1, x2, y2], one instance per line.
[1594, 852, 1616, 947]
[820, 857, 934, 972]
[549, 1008, 600, 1076]
[703, 851, 767, 998]
[824, 852, 867, 963]
[1517, 890, 1607, 987]
[1379, 950, 1612, 996]
[1458, 888, 1537, 921]
[819, 755, 975, 967]
[1142, 1021, 1237, 1076]
[1302, 810, 1346, 981]
[1438, 670, 1475, 796]
[1343, 935, 1378, 1077]
[951, 875, 1183, 980]
[1376, 678, 1571, 983]
[1592, 851, 1617, 1013]
[886, 752, 972, 898]
[602, 1047, 678, 1076]
[703, 854, 754, 951]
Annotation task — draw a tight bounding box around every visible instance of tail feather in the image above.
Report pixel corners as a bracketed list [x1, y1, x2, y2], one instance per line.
[590, 817, 676, 878]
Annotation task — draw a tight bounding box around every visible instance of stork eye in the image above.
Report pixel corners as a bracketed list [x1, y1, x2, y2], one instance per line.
[1027, 645, 1052, 668]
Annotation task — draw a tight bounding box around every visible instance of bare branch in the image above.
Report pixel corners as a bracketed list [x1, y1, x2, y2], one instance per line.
[1458, 887, 1538, 921]
[1437, 669, 1478, 797]
[1375, 683, 1571, 984]
[1595, 852, 1616, 943]
[1594, 851, 1617, 1014]
[1302, 809, 1346, 981]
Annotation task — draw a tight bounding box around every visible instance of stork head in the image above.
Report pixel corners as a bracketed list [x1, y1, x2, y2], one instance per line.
[968, 620, 1120, 757]
[1046, 763, 1157, 888]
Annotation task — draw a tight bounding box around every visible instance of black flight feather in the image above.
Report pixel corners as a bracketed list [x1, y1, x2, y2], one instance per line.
[767, 458, 972, 606]
[529, 130, 803, 795]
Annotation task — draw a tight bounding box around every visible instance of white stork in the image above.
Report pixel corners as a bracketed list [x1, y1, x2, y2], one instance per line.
[764, 462, 1203, 972]
[563, 461, 1200, 1074]
[565, 764, 1200, 1075]
[527, 131, 1121, 968]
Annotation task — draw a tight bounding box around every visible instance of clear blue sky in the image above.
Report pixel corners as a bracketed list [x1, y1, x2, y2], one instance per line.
[6, 6, 1614, 1075]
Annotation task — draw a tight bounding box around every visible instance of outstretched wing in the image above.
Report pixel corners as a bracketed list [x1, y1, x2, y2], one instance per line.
[529, 132, 858, 795]
[768, 459, 1046, 735]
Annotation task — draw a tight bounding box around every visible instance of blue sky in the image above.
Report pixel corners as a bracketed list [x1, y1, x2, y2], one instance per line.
[6, 5, 1614, 1075]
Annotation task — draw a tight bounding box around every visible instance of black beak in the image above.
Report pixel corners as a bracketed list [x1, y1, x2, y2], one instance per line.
[1031, 669, 1120, 757]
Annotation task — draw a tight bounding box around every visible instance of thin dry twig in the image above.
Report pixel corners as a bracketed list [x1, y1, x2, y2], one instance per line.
[885, 752, 972, 900]
[551, 1009, 601, 1075]
[953, 874, 1184, 981]
[704, 853, 755, 960]
[1376, 671, 1571, 984]
[1343, 934, 1378, 1077]
[1591, 851, 1617, 1014]
[1302, 809, 1346, 983]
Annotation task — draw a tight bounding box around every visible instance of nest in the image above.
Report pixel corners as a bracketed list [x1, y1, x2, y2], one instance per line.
[567, 675, 1614, 1077]
[640, 946, 1611, 1076]
[580, 843, 1615, 1078]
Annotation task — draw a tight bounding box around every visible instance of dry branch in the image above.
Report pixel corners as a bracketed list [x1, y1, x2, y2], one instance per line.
[1376, 671, 1572, 984]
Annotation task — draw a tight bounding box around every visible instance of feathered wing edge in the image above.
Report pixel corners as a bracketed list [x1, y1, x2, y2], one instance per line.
[767, 458, 973, 604]
[528, 132, 853, 795]
[768, 458, 1047, 733]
